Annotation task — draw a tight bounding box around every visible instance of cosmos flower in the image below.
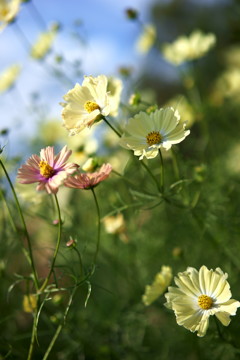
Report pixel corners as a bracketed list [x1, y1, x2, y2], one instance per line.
[30, 23, 59, 60]
[107, 76, 123, 117]
[0, 0, 21, 31]
[165, 265, 240, 337]
[61, 75, 111, 135]
[162, 30, 216, 66]
[17, 145, 79, 194]
[119, 107, 190, 160]
[136, 24, 156, 54]
[64, 163, 112, 190]
[103, 213, 125, 235]
[0, 64, 21, 93]
[142, 266, 172, 306]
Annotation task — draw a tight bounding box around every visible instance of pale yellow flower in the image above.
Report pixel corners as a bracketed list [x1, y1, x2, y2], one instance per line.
[23, 294, 37, 313]
[0, 0, 21, 31]
[0, 64, 21, 93]
[165, 95, 195, 128]
[107, 76, 123, 117]
[136, 24, 156, 54]
[142, 266, 172, 306]
[162, 30, 216, 66]
[214, 67, 240, 102]
[119, 108, 190, 160]
[30, 24, 59, 60]
[165, 265, 240, 337]
[82, 157, 98, 172]
[103, 213, 125, 234]
[61, 75, 111, 135]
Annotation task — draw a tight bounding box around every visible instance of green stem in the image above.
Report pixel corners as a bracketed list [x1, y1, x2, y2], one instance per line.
[140, 160, 160, 192]
[91, 187, 101, 264]
[0, 159, 39, 290]
[73, 246, 83, 279]
[39, 194, 62, 293]
[158, 148, 164, 193]
[102, 116, 122, 138]
[0, 186, 18, 233]
[27, 310, 38, 360]
[171, 147, 180, 180]
[42, 287, 77, 360]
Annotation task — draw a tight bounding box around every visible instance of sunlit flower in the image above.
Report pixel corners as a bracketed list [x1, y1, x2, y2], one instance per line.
[82, 157, 98, 172]
[165, 265, 240, 337]
[119, 108, 190, 160]
[103, 213, 125, 234]
[64, 163, 112, 190]
[165, 95, 195, 128]
[61, 75, 111, 135]
[162, 30, 216, 66]
[213, 68, 240, 103]
[142, 266, 172, 306]
[0, 64, 21, 93]
[136, 24, 156, 54]
[30, 23, 59, 60]
[17, 145, 79, 194]
[107, 76, 123, 117]
[23, 294, 37, 313]
[0, 0, 21, 31]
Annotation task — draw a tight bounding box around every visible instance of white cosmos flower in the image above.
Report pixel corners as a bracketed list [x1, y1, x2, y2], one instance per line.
[136, 24, 156, 54]
[119, 107, 190, 160]
[61, 75, 111, 136]
[162, 30, 216, 66]
[165, 265, 240, 337]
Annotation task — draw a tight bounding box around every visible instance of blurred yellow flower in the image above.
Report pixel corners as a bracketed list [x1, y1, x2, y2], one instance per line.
[107, 76, 123, 117]
[136, 24, 156, 54]
[162, 30, 216, 66]
[165, 95, 195, 128]
[61, 75, 111, 135]
[23, 294, 37, 313]
[0, 0, 21, 31]
[30, 24, 59, 60]
[82, 157, 98, 172]
[103, 213, 125, 234]
[142, 266, 172, 306]
[0, 64, 21, 93]
[213, 67, 240, 103]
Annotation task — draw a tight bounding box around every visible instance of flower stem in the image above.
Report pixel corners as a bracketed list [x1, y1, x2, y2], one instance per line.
[158, 148, 164, 193]
[102, 116, 122, 138]
[0, 159, 39, 290]
[140, 161, 161, 192]
[91, 187, 101, 265]
[73, 246, 83, 279]
[171, 147, 180, 180]
[27, 310, 38, 360]
[39, 194, 62, 293]
[42, 287, 77, 360]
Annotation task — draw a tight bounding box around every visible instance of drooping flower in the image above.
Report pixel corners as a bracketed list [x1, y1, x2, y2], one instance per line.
[61, 75, 111, 135]
[165, 265, 240, 337]
[119, 107, 190, 160]
[0, 0, 21, 31]
[136, 24, 156, 54]
[142, 266, 172, 306]
[162, 30, 216, 66]
[30, 23, 59, 60]
[0, 64, 21, 93]
[17, 145, 79, 194]
[64, 163, 112, 190]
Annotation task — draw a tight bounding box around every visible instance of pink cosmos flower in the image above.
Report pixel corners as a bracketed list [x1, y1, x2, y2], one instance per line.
[64, 163, 112, 190]
[17, 145, 79, 194]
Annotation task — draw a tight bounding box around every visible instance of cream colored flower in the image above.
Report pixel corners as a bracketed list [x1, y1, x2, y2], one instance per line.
[0, 64, 21, 93]
[136, 24, 156, 54]
[142, 266, 172, 306]
[103, 213, 125, 234]
[165, 95, 195, 128]
[81, 157, 97, 172]
[214, 68, 240, 102]
[0, 0, 21, 31]
[162, 30, 216, 66]
[107, 76, 123, 117]
[119, 107, 190, 160]
[30, 24, 59, 60]
[61, 75, 111, 135]
[165, 265, 240, 337]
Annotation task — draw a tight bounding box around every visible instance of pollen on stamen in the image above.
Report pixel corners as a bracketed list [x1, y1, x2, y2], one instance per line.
[84, 101, 100, 113]
[198, 294, 213, 310]
[39, 160, 55, 178]
[146, 131, 162, 146]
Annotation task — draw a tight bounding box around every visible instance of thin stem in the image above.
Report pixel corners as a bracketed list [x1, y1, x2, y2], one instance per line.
[158, 148, 164, 193]
[73, 246, 83, 279]
[91, 187, 101, 264]
[102, 116, 122, 137]
[0, 159, 39, 290]
[0, 186, 18, 233]
[140, 160, 160, 192]
[42, 287, 77, 360]
[171, 147, 180, 180]
[27, 310, 38, 360]
[39, 194, 62, 293]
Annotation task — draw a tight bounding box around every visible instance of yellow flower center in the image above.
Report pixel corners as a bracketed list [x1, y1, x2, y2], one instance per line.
[0, 8, 9, 18]
[146, 131, 162, 146]
[84, 101, 100, 113]
[39, 160, 55, 178]
[198, 294, 213, 310]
